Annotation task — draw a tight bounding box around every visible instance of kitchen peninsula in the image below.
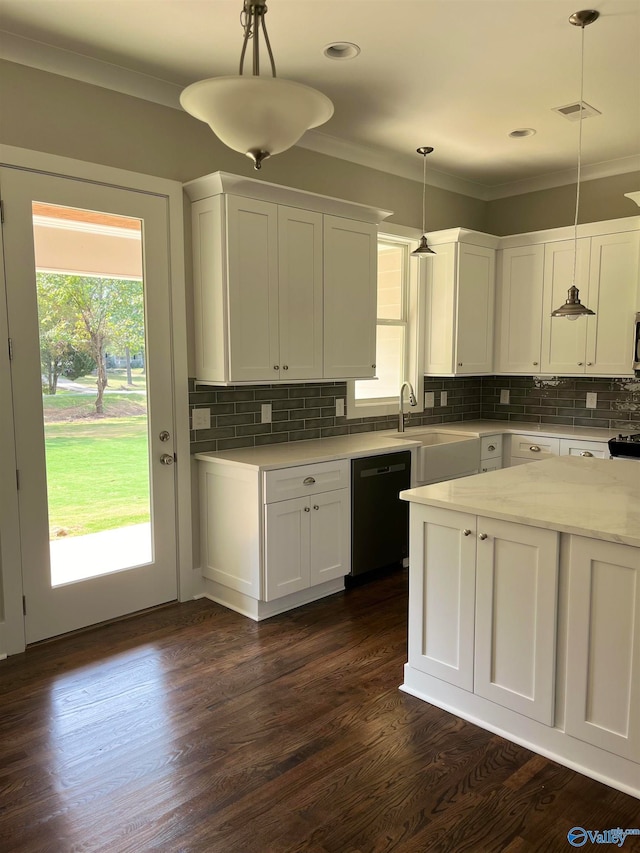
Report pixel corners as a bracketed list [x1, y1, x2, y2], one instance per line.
[400, 456, 640, 797]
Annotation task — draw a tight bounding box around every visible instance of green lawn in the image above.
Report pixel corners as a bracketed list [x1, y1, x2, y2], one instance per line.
[44, 417, 151, 537]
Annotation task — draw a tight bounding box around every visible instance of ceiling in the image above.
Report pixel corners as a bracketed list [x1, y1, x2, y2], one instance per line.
[1, 0, 639, 198]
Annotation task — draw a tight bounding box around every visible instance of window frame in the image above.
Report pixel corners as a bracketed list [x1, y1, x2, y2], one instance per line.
[347, 225, 425, 419]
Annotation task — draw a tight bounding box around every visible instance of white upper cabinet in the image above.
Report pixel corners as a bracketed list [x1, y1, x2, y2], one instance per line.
[185, 171, 391, 385]
[541, 238, 592, 374]
[495, 244, 545, 374]
[323, 215, 378, 379]
[423, 231, 498, 376]
[497, 218, 639, 377]
[586, 230, 640, 375]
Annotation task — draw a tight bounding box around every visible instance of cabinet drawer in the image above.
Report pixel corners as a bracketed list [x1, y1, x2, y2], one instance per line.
[510, 434, 559, 461]
[559, 438, 608, 459]
[480, 435, 502, 460]
[264, 459, 349, 503]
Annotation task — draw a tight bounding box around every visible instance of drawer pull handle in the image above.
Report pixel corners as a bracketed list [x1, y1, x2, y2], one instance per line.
[479, 533, 488, 540]
[463, 529, 472, 536]
[580, 451, 593, 457]
[304, 506, 311, 512]
[487, 444, 496, 452]
[529, 445, 541, 452]
[303, 476, 316, 485]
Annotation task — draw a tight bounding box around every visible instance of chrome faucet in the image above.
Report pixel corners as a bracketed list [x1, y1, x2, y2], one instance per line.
[398, 381, 417, 432]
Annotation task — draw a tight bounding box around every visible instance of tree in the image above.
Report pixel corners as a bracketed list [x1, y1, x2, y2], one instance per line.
[36, 273, 145, 414]
[37, 277, 76, 394]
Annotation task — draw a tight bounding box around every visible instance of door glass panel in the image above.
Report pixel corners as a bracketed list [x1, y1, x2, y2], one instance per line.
[32, 203, 152, 586]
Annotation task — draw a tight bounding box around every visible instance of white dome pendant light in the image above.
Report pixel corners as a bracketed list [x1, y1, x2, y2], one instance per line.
[551, 10, 598, 319]
[411, 147, 436, 257]
[180, 1, 334, 170]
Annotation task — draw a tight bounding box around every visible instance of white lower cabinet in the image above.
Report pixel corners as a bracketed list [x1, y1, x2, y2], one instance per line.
[480, 434, 502, 473]
[265, 488, 349, 601]
[198, 457, 350, 618]
[408, 506, 559, 723]
[564, 536, 640, 762]
[474, 518, 559, 725]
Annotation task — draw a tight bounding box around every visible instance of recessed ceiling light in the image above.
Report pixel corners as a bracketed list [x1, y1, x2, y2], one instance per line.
[509, 128, 537, 138]
[323, 42, 361, 60]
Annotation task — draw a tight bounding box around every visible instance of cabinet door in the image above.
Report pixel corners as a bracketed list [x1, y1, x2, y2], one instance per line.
[226, 195, 280, 382]
[407, 505, 476, 690]
[309, 489, 350, 585]
[455, 244, 495, 374]
[565, 536, 640, 762]
[474, 519, 559, 724]
[586, 231, 640, 376]
[323, 215, 377, 379]
[423, 242, 456, 375]
[496, 244, 544, 373]
[264, 497, 310, 601]
[278, 206, 324, 380]
[541, 238, 591, 374]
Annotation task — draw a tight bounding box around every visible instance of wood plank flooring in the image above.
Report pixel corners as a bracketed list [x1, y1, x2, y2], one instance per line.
[1, 569, 639, 852]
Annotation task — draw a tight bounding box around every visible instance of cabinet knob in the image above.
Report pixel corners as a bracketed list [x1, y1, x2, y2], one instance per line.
[463, 529, 472, 536]
[529, 445, 541, 452]
[479, 533, 488, 540]
[372, 364, 376, 369]
[587, 362, 592, 366]
[487, 444, 496, 452]
[303, 476, 316, 485]
[533, 362, 538, 366]
[578, 362, 583, 366]
[458, 362, 463, 367]
[273, 365, 280, 371]
[313, 505, 319, 511]
[304, 506, 311, 512]
[283, 365, 289, 370]
[580, 451, 594, 457]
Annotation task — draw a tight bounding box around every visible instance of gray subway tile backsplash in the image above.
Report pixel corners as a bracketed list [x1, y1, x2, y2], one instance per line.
[188, 375, 640, 453]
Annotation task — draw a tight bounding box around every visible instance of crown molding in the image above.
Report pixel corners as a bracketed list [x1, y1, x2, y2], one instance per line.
[0, 31, 183, 108]
[296, 130, 490, 199]
[483, 155, 640, 201]
[2, 30, 638, 203]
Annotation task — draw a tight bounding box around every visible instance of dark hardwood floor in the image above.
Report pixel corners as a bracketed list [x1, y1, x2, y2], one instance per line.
[1, 569, 639, 852]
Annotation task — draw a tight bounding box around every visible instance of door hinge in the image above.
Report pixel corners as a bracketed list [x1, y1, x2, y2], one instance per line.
[22, 596, 26, 616]
[8, 338, 13, 361]
[0, 199, 4, 224]
[16, 469, 20, 490]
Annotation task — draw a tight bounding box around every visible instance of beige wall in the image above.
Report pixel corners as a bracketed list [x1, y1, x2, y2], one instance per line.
[485, 171, 640, 236]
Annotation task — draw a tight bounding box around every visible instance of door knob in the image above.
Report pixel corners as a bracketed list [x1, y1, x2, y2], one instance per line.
[159, 430, 171, 442]
[160, 453, 174, 466]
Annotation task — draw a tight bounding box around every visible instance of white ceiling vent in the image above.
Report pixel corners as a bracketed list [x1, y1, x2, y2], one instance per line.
[552, 101, 602, 121]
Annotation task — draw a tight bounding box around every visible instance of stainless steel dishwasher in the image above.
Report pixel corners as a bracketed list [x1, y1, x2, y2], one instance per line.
[350, 450, 411, 577]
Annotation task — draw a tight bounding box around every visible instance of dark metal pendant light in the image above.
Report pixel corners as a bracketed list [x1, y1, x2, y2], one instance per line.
[551, 9, 598, 319]
[411, 146, 436, 257]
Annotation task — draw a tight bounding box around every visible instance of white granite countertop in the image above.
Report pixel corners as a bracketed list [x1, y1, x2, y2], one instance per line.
[195, 420, 621, 470]
[400, 456, 640, 548]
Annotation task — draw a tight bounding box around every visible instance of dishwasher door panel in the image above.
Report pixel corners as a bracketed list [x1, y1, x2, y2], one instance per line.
[351, 451, 411, 576]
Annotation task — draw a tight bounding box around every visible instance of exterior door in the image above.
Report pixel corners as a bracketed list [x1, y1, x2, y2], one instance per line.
[1, 166, 178, 643]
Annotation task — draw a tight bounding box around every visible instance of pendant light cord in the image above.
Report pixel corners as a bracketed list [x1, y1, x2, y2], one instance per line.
[572, 23, 585, 287]
[421, 152, 427, 235]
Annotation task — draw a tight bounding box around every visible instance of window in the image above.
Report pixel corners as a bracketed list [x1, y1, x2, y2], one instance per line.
[347, 231, 424, 418]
